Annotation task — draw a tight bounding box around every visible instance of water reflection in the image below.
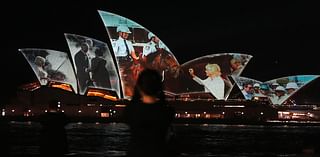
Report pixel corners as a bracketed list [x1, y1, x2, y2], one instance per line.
[8, 122, 320, 156]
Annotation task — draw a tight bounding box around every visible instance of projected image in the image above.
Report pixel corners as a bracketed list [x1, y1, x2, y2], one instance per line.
[98, 10, 180, 98]
[232, 76, 263, 100]
[265, 75, 319, 105]
[65, 34, 120, 96]
[170, 53, 252, 100]
[20, 49, 78, 93]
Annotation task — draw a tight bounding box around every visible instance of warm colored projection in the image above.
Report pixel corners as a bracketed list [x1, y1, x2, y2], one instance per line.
[19, 49, 78, 93]
[98, 10, 180, 98]
[64, 34, 120, 97]
[232, 76, 263, 100]
[171, 53, 252, 100]
[265, 75, 319, 105]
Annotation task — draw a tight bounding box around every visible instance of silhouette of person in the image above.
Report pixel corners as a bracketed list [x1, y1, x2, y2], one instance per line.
[124, 69, 175, 157]
[39, 100, 69, 156]
[75, 42, 92, 93]
[89, 47, 111, 89]
[0, 115, 10, 156]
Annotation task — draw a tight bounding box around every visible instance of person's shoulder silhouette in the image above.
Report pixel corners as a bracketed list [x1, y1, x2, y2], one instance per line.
[124, 69, 175, 157]
[39, 100, 69, 156]
[0, 115, 10, 156]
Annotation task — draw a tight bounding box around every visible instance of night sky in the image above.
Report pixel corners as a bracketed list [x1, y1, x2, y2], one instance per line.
[1, 1, 319, 102]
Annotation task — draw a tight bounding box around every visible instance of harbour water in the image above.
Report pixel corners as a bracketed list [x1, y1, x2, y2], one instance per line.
[7, 122, 320, 157]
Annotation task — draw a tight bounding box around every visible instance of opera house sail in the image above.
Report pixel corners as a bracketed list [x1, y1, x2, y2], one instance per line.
[174, 53, 252, 100]
[19, 49, 78, 93]
[98, 10, 180, 98]
[64, 33, 121, 97]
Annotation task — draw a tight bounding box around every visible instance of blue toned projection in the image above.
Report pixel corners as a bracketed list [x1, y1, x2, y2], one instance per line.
[265, 75, 319, 105]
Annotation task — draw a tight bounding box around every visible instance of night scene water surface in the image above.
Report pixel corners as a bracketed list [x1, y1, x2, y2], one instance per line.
[7, 122, 320, 157]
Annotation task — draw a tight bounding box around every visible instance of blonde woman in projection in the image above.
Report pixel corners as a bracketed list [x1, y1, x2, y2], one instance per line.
[189, 63, 225, 100]
[34, 56, 48, 85]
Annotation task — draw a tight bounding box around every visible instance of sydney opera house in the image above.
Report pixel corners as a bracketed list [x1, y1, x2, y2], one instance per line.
[3, 11, 320, 123]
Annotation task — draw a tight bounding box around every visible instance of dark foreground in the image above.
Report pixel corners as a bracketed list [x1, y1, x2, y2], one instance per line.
[5, 122, 320, 157]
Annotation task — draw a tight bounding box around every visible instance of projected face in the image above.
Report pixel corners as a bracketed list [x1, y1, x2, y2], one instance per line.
[34, 56, 46, 67]
[98, 10, 180, 98]
[119, 32, 129, 39]
[20, 49, 78, 93]
[80, 43, 89, 53]
[152, 36, 160, 43]
[65, 34, 121, 97]
[230, 58, 242, 73]
[205, 64, 221, 77]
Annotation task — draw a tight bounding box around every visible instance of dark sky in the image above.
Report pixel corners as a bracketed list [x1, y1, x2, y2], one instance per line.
[2, 1, 320, 102]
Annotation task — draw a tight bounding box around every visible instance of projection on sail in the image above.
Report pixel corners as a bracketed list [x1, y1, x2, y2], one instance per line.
[232, 76, 263, 100]
[20, 49, 78, 93]
[65, 33, 120, 97]
[171, 53, 252, 100]
[265, 75, 319, 105]
[98, 10, 180, 98]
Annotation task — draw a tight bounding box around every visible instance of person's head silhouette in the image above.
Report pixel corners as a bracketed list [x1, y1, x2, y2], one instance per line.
[132, 69, 164, 104]
[137, 69, 162, 95]
[125, 69, 175, 157]
[40, 99, 69, 156]
[48, 99, 59, 112]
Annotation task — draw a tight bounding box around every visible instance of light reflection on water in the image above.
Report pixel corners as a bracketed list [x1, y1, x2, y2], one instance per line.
[8, 122, 320, 157]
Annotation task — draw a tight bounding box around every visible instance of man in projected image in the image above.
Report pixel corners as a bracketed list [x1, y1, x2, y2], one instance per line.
[142, 32, 169, 67]
[270, 86, 288, 105]
[113, 25, 139, 64]
[189, 64, 225, 100]
[75, 42, 92, 93]
[241, 83, 254, 100]
[285, 82, 298, 94]
[229, 55, 244, 75]
[113, 25, 139, 96]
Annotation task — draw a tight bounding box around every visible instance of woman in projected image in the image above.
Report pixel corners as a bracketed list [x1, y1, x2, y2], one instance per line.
[89, 47, 111, 89]
[188, 63, 225, 100]
[34, 56, 49, 85]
